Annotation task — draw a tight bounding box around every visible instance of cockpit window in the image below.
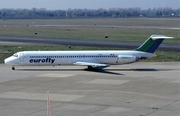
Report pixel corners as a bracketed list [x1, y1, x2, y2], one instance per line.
[13, 53, 18, 57]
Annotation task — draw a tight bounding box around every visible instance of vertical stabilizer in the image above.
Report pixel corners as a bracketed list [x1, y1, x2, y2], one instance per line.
[135, 35, 174, 53]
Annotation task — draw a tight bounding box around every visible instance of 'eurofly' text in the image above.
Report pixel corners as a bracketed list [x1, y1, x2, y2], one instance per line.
[29, 58, 55, 64]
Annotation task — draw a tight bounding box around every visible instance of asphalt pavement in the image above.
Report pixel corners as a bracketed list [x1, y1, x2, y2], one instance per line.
[0, 36, 179, 52]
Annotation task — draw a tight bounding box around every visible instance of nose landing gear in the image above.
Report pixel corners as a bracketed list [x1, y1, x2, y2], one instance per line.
[12, 66, 15, 70]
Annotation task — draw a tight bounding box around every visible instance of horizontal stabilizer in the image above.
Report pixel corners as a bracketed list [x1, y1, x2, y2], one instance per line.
[151, 35, 174, 40]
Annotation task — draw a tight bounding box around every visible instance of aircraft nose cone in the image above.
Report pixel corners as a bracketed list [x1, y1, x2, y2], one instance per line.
[4, 57, 19, 65]
[4, 58, 9, 64]
[4, 58, 11, 65]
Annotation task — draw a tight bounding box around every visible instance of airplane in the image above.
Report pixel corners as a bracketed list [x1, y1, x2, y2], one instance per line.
[4, 35, 174, 70]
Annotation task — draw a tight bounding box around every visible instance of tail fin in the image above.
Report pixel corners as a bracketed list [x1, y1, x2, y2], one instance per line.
[135, 35, 174, 53]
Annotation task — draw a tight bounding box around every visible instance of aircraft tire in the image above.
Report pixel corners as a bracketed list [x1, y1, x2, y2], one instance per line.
[12, 67, 15, 70]
[87, 66, 93, 69]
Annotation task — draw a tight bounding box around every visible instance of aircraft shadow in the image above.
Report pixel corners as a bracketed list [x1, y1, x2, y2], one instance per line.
[84, 68, 123, 75]
[17, 68, 123, 75]
[16, 68, 171, 75]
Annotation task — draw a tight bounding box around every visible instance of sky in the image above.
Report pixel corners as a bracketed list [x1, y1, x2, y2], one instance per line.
[1, 0, 180, 10]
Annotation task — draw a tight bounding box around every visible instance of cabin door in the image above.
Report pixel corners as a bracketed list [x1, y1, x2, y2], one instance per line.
[116, 57, 119, 63]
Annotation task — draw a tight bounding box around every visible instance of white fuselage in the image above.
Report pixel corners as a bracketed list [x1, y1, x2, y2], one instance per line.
[4, 50, 154, 67]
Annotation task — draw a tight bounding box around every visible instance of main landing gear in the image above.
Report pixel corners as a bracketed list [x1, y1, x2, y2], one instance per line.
[12, 66, 15, 70]
[87, 66, 94, 70]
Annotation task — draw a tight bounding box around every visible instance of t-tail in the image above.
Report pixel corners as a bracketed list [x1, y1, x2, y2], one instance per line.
[135, 35, 174, 53]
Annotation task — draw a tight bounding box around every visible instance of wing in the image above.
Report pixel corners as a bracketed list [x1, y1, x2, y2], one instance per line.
[73, 62, 109, 67]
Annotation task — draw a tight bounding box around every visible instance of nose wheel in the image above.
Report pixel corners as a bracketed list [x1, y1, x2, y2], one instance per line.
[12, 67, 15, 70]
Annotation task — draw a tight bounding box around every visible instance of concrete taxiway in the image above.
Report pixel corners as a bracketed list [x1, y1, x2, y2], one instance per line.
[0, 62, 180, 116]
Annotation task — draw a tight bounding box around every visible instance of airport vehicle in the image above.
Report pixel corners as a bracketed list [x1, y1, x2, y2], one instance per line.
[4, 35, 173, 70]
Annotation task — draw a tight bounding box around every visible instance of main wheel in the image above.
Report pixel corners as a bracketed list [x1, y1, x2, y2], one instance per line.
[87, 66, 93, 70]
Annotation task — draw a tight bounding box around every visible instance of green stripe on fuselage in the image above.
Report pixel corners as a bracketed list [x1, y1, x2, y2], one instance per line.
[135, 37, 155, 52]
